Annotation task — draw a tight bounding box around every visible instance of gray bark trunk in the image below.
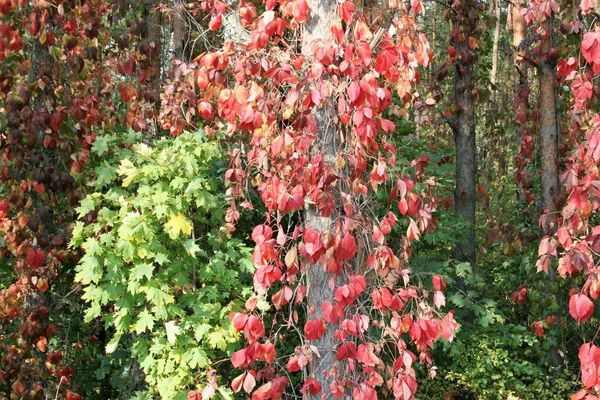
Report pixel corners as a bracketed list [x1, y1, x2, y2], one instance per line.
[539, 20, 559, 235]
[451, 5, 477, 266]
[302, 0, 345, 397]
[539, 17, 561, 370]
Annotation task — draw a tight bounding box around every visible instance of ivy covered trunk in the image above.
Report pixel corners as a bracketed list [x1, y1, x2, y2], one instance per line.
[538, 16, 561, 369]
[302, 0, 344, 395]
[450, 0, 477, 266]
[539, 18, 559, 237]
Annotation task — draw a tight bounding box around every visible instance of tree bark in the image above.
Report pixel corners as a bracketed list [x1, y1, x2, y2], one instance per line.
[512, 0, 526, 70]
[143, 0, 163, 126]
[302, 0, 345, 397]
[172, 1, 190, 62]
[490, 0, 501, 104]
[539, 19, 559, 236]
[539, 16, 561, 370]
[450, 1, 477, 266]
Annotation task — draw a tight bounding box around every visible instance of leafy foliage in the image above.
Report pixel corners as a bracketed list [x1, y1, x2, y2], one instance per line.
[70, 130, 254, 398]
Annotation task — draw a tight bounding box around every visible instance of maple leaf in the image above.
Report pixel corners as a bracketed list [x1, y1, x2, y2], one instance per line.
[164, 213, 193, 237]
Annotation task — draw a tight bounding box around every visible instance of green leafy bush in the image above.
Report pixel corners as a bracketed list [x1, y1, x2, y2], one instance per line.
[70, 130, 253, 399]
[420, 323, 578, 399]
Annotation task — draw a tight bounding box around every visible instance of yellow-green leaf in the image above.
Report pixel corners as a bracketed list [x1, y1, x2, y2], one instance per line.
[164, 214, 192, 238]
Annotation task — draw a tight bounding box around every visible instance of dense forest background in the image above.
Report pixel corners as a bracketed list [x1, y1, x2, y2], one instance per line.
[0, 0, 599, 399]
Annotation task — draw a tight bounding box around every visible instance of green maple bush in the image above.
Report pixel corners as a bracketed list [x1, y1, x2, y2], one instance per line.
[70, 129, 254, 399]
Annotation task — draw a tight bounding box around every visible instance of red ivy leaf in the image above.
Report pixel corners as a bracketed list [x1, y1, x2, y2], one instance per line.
[304, 319, 325, 341]
[582, 31, 600, 66]
[336, 341, 356, 360]
[570, 293, 594, 323]
[209, 14, 222, 31]
[292, 0, 309, 23]
[338, 1, 355, 24]
[27, 249, 44, 268]
[301, 378, 322, 395]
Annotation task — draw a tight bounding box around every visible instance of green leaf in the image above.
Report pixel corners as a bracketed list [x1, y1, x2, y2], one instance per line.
[207, 331, 227, 350]
[74, 255, 102, 285]
[165, 321, 180, 345]
[76, 196, 97, 218]
[92, 135, 111, 155]
[185, 239, 201, 257]
[194, 323, 212, 342]
[135, 310, 155, 334]
[118, 159, 141, 187]
[131, 263, 154, 282]
[106, 334, 121, 354]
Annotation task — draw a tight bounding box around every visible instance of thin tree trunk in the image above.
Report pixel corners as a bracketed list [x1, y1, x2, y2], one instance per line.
[539, 19, 559, 234]
[490, 0, 501, 104]
[302, 0, 345, 397]
[538, 16, 561, 370]
[512, 0, 526, 70]
[143, 1, 163, 133]
[172, 1, 189, 62]
[450, 0, 477, 266]
[24, 12, 53, 394]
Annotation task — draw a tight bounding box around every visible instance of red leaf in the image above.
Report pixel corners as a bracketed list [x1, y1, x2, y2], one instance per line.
[229, 312, 249, 331]
[375, 49, 398, 75]
[336, 233, 357, 260]
[338, 1, 355, 24]
[335, 341, 356, 360]
[292, 0, 309, 23]
[27, 249, 44, 268]
[532, 321, 544, 337]
[322, 301, 343, 324]
[301, 378, 322, 395]
[304, 319, 325, 341]
[231, 348, 251, 368]
[243, 315, 265, 343]
[582, 31, 600, 66]
[432, 275, 447, 292]
[579, 343, 600, 389]
[66, 392, 82, 400]
[348, 81, 360, 103]
[209, 14, 222, 31]
[570, 293, 594, 323]
[232, 371, 256, 393]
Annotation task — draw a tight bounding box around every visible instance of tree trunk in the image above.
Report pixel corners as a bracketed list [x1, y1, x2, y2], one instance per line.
[24, 11, 54, 394]
[539, 19, 559, 235]
[539, 16, 561, 370]
[302, 0, 345, 396]
[490, 0, 501, 104]
[512, 0, 526, 70]
[172, 1, 190, 62]
[450, 1, 477, 266]
[143, 0, 163, 131]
